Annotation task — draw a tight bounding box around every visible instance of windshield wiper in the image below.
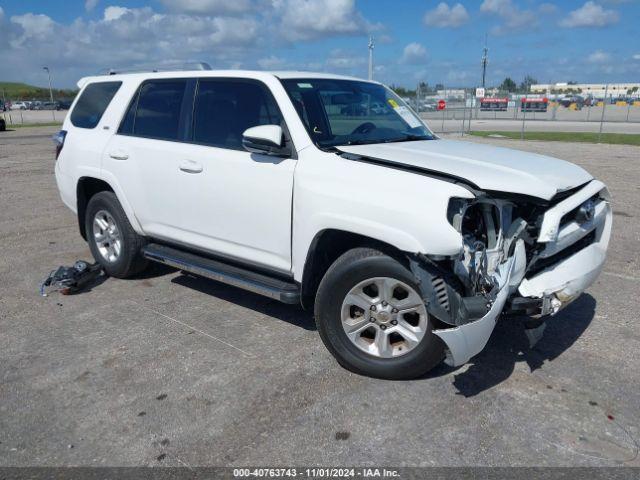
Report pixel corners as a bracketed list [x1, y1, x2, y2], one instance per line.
[384, 133, 433, 143]
[334, 134, 433, 148]
[343, 139, 382, 146]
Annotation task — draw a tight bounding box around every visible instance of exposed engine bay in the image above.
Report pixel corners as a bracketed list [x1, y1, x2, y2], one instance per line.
[408, 182, 611, 367]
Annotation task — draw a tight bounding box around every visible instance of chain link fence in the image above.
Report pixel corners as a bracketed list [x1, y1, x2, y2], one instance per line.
[410, 88, 640, 137]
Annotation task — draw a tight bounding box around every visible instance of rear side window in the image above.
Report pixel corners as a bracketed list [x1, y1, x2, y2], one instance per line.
[192, 80, 283, 150]
[70, 82, 122, 129]
[128, 80, 188, 141]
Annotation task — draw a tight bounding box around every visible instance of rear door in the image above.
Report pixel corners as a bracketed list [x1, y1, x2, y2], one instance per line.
[103, 78, 195, 242]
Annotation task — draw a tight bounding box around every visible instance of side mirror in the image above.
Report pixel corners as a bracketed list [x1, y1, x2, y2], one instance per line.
[242, 125, 289, 157]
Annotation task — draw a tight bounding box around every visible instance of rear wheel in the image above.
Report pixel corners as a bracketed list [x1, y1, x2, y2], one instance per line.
[315, 248, 444, 379]
[85, 191, 148, 278]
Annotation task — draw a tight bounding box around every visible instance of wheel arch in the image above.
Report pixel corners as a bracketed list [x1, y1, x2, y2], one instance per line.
[299, 229, 409, 311]
[76, 176, 142, 240]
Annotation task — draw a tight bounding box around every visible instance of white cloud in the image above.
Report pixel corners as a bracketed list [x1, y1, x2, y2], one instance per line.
[258, 55, 287, 70]
[400, 42, 428, 65]
[633, 53, 640, 60]
[424, 3, 469, 28]
[85, 0, 99, 12]
[325, 49, 365, 70]
[9, 13, 56, 47]
[158, 0, 253, 15]
[0, 1, 380, 87]
[0, 6, 263, 86]
[273, 0, 375, 41]
[480, 0, 536, 33]
[103, 6, 130, 21]
[559, 1, 619, 27]
[588, 50, 611, 63]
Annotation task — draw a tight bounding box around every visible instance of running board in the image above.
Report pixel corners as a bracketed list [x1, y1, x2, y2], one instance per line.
[142, 243, 300, 304]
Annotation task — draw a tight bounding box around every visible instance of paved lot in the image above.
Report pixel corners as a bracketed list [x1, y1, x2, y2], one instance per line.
[0, 127, 639, 467]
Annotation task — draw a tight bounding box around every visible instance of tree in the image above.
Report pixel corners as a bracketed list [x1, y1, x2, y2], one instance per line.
[568, 80, 578, 85]
[435, 83, 445, 91]
[519, 75, 538, 93]
[390, 85, 415, 98]
[499, 77, 517, 93]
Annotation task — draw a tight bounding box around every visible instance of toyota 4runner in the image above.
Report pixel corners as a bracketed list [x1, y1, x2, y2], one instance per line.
[54, 70, 612, 379]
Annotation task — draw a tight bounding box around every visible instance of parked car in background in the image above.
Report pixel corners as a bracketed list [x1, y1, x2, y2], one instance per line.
[57, 99, 73, 110]
[559, 96, 584, 109]
[40, 101, 58, 110]
[11, 101, 28, 110]
[369, 101, 389, 115]
[340, 102, 367, 116]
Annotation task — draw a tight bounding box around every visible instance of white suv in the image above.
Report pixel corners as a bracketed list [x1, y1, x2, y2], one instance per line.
[54, 70, 612, 379]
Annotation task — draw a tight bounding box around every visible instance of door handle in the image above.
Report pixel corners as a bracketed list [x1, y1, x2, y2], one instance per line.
[179, 160, 203, 174]
[109, 151, 129, 161]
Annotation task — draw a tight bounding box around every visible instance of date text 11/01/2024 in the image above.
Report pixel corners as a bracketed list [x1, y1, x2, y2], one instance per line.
[233, 468, 400, 477]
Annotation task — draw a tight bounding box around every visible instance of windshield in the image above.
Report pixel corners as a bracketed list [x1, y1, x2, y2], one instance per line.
[280, 78, 435, 149]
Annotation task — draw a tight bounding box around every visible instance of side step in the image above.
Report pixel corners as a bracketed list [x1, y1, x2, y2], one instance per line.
[142, 243, 300, 304]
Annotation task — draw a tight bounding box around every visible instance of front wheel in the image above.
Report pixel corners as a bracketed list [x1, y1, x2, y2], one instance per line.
[315, 248, 444, 379]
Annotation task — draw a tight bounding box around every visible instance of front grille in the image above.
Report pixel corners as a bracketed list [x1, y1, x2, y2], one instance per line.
[527, 230, 596, 276]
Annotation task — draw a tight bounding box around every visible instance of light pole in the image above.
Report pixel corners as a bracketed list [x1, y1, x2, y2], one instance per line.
[43, 66, 55, 120]
[481, 34, 488, 89]
[368, 36, 374, 81]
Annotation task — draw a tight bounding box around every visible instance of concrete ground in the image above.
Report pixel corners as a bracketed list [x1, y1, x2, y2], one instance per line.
[427, 118, 640, 134]
[0, 127, 639, 467]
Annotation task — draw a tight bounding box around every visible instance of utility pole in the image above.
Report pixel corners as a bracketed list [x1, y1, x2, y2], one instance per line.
[598, 84, 608, 143]
[43, 67, 54, 103]
[43, 66, 55, 121]
[481, 34, 488, 88]
[368, 36, 374, 81]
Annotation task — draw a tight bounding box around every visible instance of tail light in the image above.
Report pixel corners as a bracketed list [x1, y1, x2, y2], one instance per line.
[52, 130, 67, 160]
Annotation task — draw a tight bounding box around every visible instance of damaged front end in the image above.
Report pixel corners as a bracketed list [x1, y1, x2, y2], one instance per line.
[409, 181, 611, 367]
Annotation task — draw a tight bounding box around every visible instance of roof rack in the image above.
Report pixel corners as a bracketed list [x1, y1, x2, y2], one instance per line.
[99, 62, 212, 76]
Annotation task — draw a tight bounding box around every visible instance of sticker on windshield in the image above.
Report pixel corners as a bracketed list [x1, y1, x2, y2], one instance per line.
[387, 98, 399, 108]
[394, 105, 422, 128]
[297, 83, 313, 89]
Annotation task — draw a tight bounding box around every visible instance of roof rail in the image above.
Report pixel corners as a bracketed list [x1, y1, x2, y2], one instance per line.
[99, 62, 212, 76]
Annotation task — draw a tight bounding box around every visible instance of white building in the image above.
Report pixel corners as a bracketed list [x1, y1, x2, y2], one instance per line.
[531, 82, 640, 98]
[436, 88, 466, 100]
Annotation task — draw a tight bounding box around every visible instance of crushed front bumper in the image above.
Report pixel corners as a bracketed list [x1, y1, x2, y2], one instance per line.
[433, 252, 520, 367]
[432, 182, 612, 367]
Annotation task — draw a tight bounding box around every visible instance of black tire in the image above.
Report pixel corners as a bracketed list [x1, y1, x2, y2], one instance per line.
[85, 191, 148, 278]
[315, 248, 444, 380]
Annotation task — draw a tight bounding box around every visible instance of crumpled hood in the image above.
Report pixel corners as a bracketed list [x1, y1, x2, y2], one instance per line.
[337, 139, 593, 200]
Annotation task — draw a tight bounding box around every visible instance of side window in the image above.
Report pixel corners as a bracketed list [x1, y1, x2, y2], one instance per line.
[70, 82, 122, 129]
[132, 80, 187, 141]
[192, 80, 283, 150]
[118, 90, 139, 135]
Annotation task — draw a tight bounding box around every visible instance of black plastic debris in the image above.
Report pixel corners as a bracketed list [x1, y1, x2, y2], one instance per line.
[40, 261, 104, 296]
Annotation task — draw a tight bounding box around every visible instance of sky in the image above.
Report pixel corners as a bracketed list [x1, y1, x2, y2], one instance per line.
[0, 0, 638, 89]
